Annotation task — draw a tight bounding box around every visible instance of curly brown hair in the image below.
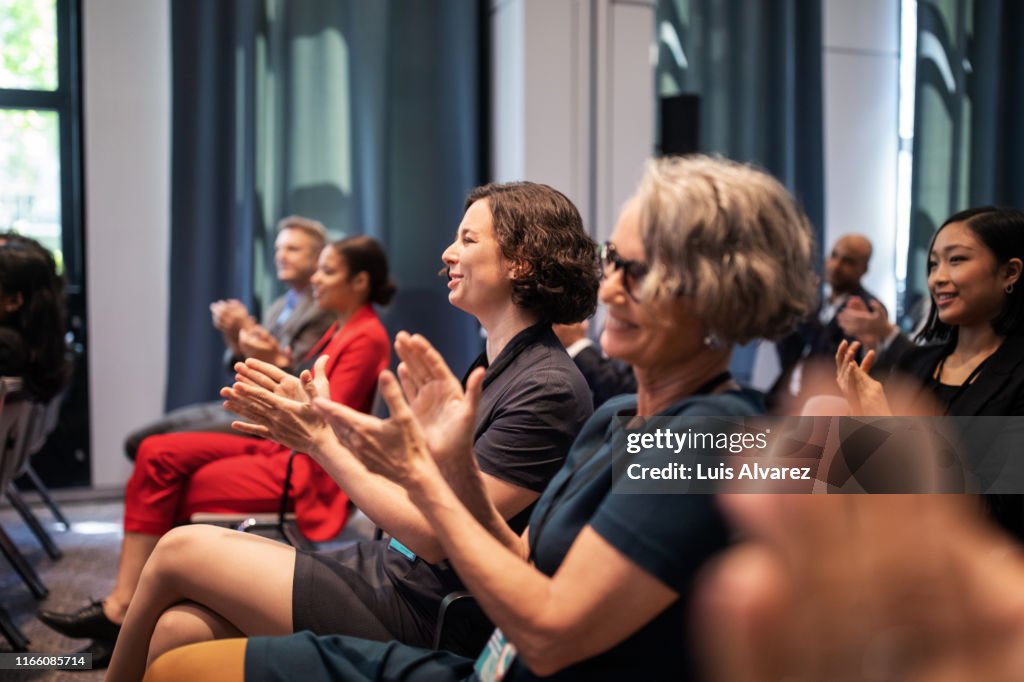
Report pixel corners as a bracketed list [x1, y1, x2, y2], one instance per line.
[464, 182, 599, 324]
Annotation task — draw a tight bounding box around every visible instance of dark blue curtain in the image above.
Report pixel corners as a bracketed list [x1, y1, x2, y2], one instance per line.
[906, 0, 1024, 323]
[167, 0, 483, 409]
[342, 2, 483, 375]
[655, 0, 824, 383]
[167, 0, 258, 409]
[655, 0, 825, 242]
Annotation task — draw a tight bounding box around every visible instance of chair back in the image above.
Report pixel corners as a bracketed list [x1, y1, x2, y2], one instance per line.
[0, 377, 22, 411]
[26, 390, 63, 456]
[0, 380, 33, 491]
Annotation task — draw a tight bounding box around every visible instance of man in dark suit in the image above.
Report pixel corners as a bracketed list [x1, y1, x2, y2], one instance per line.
[122, 215, 336, 459]
[553, 320, 636, 408]
[773, 234, 881, 401]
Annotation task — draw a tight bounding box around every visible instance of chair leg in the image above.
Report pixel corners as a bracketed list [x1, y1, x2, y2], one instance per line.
[6, 484, 61, 560]
[0, 524, 48, 599]
[0, 604, 29, 651]
[21, 465, 70, 530]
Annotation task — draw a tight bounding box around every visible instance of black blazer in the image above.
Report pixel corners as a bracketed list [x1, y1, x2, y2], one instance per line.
[895, 336, 1024, 537]
[893, 334, 1024, 416]
[772, 285, 881, 402]
[573, 345, 637, 409]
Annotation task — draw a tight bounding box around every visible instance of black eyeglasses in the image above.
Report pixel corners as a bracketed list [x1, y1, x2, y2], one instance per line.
[599, 241, 649, 300]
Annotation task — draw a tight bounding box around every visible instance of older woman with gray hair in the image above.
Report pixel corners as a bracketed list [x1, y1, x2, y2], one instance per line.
[141, 155, 817, 682]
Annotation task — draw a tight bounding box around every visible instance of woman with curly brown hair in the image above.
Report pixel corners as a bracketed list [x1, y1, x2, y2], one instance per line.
[105, 182, 601, 680]
[134, 156, 817, 682]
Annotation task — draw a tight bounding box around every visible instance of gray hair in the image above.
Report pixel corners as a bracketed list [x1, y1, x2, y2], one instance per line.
[635, 155, 817, 343]
[276, 215, 328, 250]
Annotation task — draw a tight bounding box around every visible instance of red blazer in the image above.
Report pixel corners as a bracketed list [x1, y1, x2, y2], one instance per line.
[291, 304, 390, 540]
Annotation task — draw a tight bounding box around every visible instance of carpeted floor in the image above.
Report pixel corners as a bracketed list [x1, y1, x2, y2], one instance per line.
[0, 498, 374, 682]
[0, 499, 120, 682]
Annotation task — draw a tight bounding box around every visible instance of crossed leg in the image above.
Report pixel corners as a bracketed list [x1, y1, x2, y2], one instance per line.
[106, 524, 296, 682]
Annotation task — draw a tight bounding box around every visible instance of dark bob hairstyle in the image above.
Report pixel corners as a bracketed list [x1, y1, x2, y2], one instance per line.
[332, 235, 396, 307]
[464, 182, 599, 325]
[0, 237, 69, 400]
[918, 206, 1024, 342]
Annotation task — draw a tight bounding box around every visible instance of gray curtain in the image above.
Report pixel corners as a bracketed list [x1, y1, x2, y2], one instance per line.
[168, 0, 483, 408]
[905, 0, 1024, 324]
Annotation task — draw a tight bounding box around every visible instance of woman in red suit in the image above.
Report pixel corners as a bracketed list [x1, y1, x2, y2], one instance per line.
[38, 236, 394, 663]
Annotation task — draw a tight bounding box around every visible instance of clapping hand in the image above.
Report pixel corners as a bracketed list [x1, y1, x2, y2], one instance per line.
[311, 331, 484, 486]
[835, 339, 891, 416]
[221, 356, 333, 455]
[393, 332, 484, 472]
[837, 297, 894, 350]
[210, 298, 251, 334]
[238, 324, 293, 368]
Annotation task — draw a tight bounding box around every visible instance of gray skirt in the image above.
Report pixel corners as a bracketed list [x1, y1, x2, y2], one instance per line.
[291, 538, 491, 656]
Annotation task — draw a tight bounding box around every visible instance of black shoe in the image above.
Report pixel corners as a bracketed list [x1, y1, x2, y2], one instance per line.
[37, 600, 122, 641]
[76, 639, 115, 669]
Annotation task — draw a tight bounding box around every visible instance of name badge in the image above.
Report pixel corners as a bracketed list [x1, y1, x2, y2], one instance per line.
[474, 628, 517, 682]
[387, 537, 417, 561]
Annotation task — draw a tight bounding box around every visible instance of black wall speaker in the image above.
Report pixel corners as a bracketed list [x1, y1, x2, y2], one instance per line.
[659, 94, 701, 156]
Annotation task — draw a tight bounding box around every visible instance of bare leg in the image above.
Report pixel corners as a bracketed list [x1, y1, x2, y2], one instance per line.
[143, 639, 246, 682]
[147, 602, 243, 666]
[104, 532, 161, 623]
[107, 525, 296, 682]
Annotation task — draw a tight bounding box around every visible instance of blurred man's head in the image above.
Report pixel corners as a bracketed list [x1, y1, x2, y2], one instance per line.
[824, 234, 872, 295]
[275, 215, 327, 288]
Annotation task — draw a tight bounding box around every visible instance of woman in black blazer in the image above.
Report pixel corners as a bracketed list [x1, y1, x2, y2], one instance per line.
[837, 206, 1024, 418]
[838, 207, 1024, 536]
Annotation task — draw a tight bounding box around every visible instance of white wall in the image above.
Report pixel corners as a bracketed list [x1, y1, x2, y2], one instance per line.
[82, 0, 170, 487]
[74, 1, 902, 486]
[823, 0, 900, 311]
[490, 0, 654, 241]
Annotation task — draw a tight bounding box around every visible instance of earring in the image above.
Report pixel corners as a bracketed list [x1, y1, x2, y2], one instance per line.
[1007, 284, 1015, 294]
[703, 333, 721, 349]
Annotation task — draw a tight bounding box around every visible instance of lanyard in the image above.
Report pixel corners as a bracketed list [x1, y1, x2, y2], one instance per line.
[932, 353, 990, 416]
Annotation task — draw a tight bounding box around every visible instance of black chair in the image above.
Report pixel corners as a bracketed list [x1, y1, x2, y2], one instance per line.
[5, 394, 66, 560]
[13, 389, 71, 530]
[0, 386, 48, 601]
[370, 526, 488, 653]
[0, 378, 40, 650]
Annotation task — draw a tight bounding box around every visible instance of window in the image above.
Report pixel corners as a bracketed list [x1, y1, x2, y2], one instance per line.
[0, 0, 88, 487]
[0, 0, 82, 280]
